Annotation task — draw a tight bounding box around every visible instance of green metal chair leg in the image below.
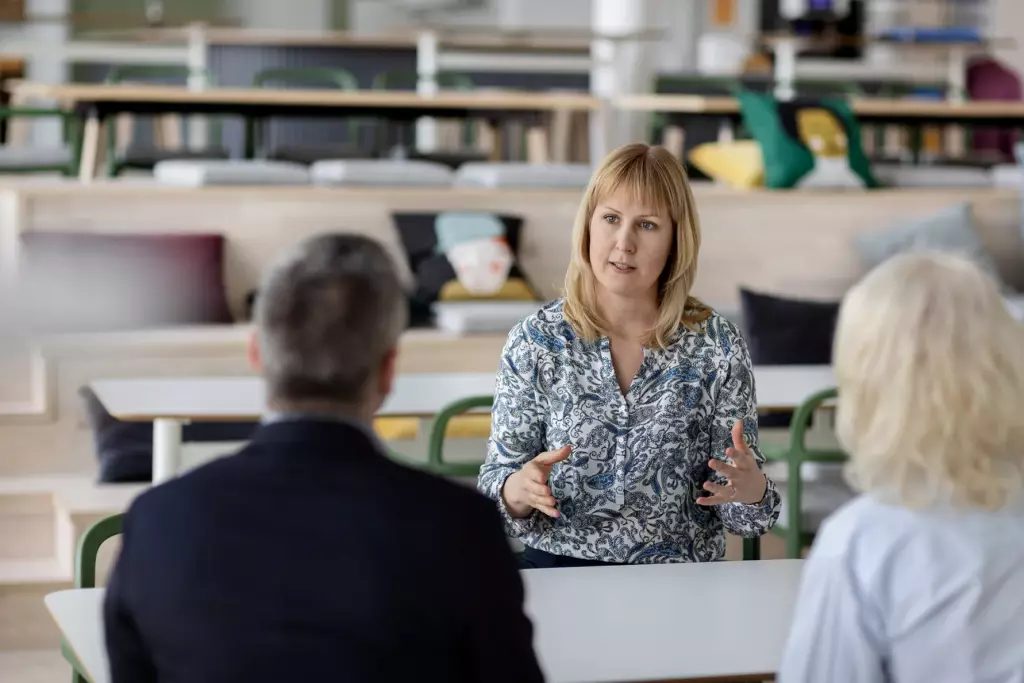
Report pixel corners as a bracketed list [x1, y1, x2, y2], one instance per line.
[61, 514, 125, 682]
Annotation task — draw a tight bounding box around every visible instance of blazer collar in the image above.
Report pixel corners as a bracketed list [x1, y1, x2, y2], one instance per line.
[249, 414, 387, 459]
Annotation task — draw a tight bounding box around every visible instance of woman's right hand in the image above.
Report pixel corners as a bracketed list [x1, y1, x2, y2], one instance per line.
[501, 445, 572, 519]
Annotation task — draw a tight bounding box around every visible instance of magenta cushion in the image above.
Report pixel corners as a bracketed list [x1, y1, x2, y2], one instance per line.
[20, 231, 234, 332]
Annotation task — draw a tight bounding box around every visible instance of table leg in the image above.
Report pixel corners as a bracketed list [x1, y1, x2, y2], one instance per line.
[525, 124, 549, 164]
[152, 418, 184, 484]
[77, 114, 101, 182]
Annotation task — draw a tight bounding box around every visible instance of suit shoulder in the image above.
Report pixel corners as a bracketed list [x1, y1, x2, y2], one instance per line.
[385, 461, 501, 528]
[123, 449, 244, 520]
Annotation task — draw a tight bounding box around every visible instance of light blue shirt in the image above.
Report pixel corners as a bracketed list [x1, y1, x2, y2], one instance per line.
[780, 494, 1024, 683]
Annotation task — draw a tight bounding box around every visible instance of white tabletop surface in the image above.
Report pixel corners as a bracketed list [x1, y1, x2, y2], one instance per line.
[48, 559, 804, 683]
[46, 589, 109, 683]
[523, 559, 805, 682]
[89, 366, 834, 422]
[90, 373, 498, 420]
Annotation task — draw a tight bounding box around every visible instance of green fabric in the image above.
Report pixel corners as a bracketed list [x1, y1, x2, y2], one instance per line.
[735, 90, 878, 190]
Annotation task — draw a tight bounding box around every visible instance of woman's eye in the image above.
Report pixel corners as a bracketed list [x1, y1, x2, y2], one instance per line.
[604, 214, 618, 224]
[640, 221, 656, 230]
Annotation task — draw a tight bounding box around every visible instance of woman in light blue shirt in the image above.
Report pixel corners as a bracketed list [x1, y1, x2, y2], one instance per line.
[477, 143, 781, 567]
[780, 251, 1024, 682]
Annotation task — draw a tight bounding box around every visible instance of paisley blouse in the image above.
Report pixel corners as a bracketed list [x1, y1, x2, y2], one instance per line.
[478, 298, 781, 564]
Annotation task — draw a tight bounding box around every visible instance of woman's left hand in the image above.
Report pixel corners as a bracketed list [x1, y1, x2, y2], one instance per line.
[697, 420, 767, 506]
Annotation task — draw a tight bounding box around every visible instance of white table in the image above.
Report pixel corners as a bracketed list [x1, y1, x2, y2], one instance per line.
[524, 559, 805, 682]
[47, 559, 805, 683]
[46, 589, 109, 683]
[90, 373, 498, 483]
[90, 366, 835, 484]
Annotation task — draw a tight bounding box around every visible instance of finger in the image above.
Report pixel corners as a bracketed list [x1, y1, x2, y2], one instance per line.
[525, 480, 552, 498]
[731, 420, 750, 454]
[695, 493, 732, 506]
[530, 492, 558, 509]
[533, 502, 561, 518]
[522, 465, 550, 484]
[727, 446, 756, 470]
[702, 480, 733, 498]
[708, 458, 740, 479]
[534, 445, 572, 467]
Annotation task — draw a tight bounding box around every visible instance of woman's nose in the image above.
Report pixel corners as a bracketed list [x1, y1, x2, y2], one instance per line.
[615, 227, 636, 253]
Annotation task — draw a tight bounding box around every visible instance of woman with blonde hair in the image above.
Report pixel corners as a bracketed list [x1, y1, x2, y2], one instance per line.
[780, 251, 1024, 682]
[477, 143, 781, 568]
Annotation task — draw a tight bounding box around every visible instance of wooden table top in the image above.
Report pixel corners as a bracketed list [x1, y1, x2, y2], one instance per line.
[7, 81, 601, 111]
[616, 93, 1024, 119]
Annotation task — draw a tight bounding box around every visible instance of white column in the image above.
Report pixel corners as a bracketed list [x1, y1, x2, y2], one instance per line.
[185, 23, 210, 150]
[415, 29, 439, 154]
[24, 0, 69, 148]
[590, 0, 656, 161]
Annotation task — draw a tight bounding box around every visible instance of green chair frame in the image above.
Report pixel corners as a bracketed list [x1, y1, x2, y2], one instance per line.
[247, 66, 365, 159]
[103, 65, 222, 177]
[760, 387, 846, 559]
[426, 395, 492, 478]
[0, 107, 81, 175]
[62, 513, 124, 683]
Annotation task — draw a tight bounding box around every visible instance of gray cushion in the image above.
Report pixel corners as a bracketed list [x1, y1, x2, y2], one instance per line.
[309, 159, 453, 187]
[873, 163, 993, 188]
[454, 162, 592, 189]
[990, 164, 1024, 188]
[153, 160, 310, 186]
[854, 203, 1005, 289]
[0, 146, 72, 168]
[433, 301, 544, 334]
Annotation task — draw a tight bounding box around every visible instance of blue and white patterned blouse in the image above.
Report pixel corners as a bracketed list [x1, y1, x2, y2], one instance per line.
[478, 298, 781, 564]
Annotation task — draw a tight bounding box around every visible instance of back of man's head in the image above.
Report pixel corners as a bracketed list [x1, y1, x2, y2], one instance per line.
[253, 233, 407, 414]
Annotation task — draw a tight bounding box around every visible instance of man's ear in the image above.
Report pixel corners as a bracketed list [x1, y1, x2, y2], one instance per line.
[246, 329, 262, 374]
[378, 346, 399, 398]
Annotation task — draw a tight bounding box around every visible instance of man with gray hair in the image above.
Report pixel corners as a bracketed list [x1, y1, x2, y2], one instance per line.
[103, 234, 545, 683]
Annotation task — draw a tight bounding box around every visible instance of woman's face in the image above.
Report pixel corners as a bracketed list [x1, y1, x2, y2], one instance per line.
[588, 186, 674, 303]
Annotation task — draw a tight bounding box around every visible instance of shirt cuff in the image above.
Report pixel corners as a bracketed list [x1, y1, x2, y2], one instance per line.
[496, 473, 539, 537]
[744, 475, 781, 517]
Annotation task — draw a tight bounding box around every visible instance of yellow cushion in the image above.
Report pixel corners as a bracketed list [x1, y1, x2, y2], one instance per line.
[372, 415, 493, 441]
[443, 414, 492, 439]
[688, 140, 765, 189]
[438, 277, 537, 302]
[373, 417, 420, 441]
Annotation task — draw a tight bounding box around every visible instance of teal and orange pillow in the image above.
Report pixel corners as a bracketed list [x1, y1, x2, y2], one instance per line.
[735, 90, 878, 190]
[392, 211, 541, 321]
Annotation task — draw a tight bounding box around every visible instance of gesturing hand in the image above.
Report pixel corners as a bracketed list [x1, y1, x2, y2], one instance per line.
[501, 446, 572, 519]
[697, 421, 767, 506]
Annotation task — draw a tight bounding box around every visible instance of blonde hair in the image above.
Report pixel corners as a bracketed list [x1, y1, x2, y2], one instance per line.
[563, 143, 711, 348]
[835, 251, 1024, 511]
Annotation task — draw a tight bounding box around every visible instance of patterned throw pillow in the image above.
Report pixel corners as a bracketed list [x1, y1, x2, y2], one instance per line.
[393, 211, 541, 323]
[736, 90, 878, 190]
[853, 203, 1007, 289]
